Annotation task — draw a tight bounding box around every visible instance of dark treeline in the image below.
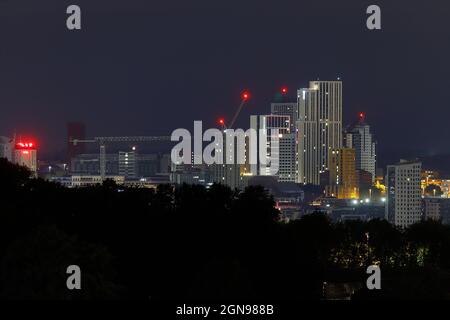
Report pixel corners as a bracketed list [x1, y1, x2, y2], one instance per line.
[1, 158, 450, 299]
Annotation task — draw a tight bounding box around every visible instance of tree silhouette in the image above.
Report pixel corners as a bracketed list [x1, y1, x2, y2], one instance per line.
[1, 159, 450, 299]
[0, 225, 120, 299]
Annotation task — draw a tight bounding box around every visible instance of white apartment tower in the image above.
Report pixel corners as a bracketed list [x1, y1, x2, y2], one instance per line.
[297, 81, 343, 185]
[119, 150, 137, 179]
[346, 114, 377, 182]
[250, 114, 290, 179]
[385, 161, 422, 228]
[271, 102, 299, 182]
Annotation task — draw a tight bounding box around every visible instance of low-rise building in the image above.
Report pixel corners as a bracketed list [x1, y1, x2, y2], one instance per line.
[71, 175, 125, 187]
[423, 197, 450, 224]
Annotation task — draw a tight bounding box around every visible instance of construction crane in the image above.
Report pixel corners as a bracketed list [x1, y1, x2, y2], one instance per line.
[70, 136, 171, 180]
[217, 91, 251, 131]
[227, 91, 250, 130]
[220, 87, 288, 129]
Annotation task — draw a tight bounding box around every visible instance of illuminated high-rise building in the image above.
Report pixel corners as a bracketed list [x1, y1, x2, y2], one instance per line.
[119, 150, 137, 179]
[346, 113, 376, 182]
[271, 102, 299, 182]
[297, 80, 343, 185]
[326, 148, 358, 199]
[250, 114, 291, 179]
[278, 133, 297, 182]
[14, 141, 37, 176]
[385, 160, 422, 228]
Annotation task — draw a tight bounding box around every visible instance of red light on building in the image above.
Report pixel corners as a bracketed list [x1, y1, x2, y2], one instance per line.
[359, 112, 365, 121]
[218, 118, 225, 125]
[241, 91, 250, 101]
[13, 139, 38, 175]
[281, 87, 288, 94]
[15, 141, 36, 150]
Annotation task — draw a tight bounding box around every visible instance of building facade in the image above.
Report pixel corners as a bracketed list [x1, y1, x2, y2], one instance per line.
[207, 131, 247, 190]
[271, 102, 299, 182]
[297, 81, 343, 185]
[327, 148, 359, 199]
[250, 114, 291, 180]
[13, 141, 38, 175]
[423, 197, 441, 221]
[271, 102, 298, 133]
[385, 161, 422, 228]
[71, 152, 168, 178]
[71, 175, 125, 187]
[346, 114, 376, 182]
[118, 150, 137, 179]
[278, 133, 297, 182]
[422, 197, 450, 224]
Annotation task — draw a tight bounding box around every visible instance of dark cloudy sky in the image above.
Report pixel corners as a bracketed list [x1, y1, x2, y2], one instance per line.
[0, 0, 449, 161]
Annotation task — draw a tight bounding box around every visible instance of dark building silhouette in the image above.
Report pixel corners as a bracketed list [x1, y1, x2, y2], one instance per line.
[357, 169, 373, 199]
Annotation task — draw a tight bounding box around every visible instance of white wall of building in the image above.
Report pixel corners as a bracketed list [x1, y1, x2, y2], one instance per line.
[385, 161, 422, 228]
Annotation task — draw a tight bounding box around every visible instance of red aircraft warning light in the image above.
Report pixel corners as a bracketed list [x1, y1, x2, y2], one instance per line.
[241, 91, 250, 101]
[16, 141, 36, 150]
[359, 112, 366, 121]
[281, 87, 288, 94]
[218, 118, 225, 125]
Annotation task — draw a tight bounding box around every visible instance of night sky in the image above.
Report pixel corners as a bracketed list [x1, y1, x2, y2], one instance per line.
[0, 0, 449, 162]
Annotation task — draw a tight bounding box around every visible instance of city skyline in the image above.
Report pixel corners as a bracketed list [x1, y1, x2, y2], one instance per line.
[1, 0, 450, 304]
[1, 79, 447, 182]
[1, 0, 449, 160]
